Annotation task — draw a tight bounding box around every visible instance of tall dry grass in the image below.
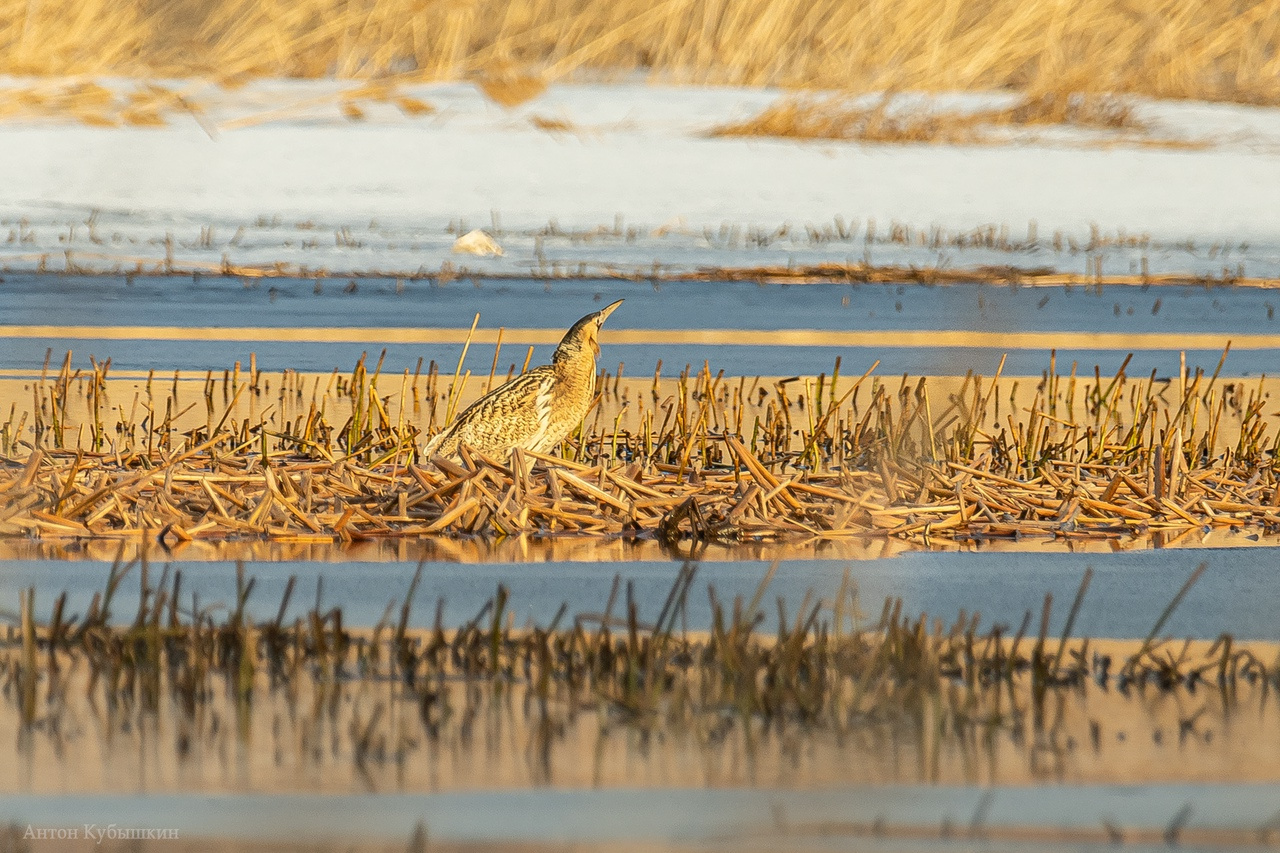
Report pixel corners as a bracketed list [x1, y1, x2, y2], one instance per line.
[0, 0, 1278, 103]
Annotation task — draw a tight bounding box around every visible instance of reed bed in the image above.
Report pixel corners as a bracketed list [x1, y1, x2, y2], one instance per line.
[709, 91, 1151, 145]
[10, 254, 1268, 290]
[3, 559, 1278, 797]
[3, 345, 1280, 546]
[1, 0, 1279, 106]
[679, 263, 1267, 288]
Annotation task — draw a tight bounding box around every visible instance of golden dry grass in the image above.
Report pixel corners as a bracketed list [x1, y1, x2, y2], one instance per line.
[709, 92, 1148, 144]
[529, 114, 578, 134]
[0, 78, 436, 129]
[0, 0, 1278, 104]
[0, 80, 210, 127]
[476, 72, 549, 108]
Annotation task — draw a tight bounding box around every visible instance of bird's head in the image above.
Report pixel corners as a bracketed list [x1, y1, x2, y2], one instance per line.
[555, 299, 623, 362]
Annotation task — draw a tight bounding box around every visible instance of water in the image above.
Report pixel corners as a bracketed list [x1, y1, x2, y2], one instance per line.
[2, 547, 1276, 638]
[1, 273, 1272, 375]
[5, 783, 1280, 850]
[4, 273, 1267, 333]
[6, 271, 1280, 850]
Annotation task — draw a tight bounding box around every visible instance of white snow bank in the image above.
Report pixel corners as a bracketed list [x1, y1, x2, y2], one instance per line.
[0, 80, 1276, 278]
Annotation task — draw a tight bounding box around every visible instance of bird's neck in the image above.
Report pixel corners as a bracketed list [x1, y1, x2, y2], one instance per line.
[553, 344, 597, 386]
[553, 341, 590, 367]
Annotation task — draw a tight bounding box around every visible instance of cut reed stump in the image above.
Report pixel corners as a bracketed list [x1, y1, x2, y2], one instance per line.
[6, 347, 1280, 545]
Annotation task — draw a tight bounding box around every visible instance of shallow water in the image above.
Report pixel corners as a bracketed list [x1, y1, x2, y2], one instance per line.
[5, 783, 1280, 851]
[0, 522, 1268, 563]
[1, 273, 1273, 376]
[6, 272, 1280, 851]
[1, 546, 1275, 639]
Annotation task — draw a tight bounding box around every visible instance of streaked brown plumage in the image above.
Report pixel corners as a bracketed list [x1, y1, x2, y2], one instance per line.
[422, 300, 623, 461]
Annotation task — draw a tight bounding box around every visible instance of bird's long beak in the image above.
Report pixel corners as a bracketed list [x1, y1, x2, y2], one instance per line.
[596, 299, 624, 324]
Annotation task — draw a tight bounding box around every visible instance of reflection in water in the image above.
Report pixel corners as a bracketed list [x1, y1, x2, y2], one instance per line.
[0, 523, 1271, 564]
[7, 665, 1279, 797]
[4, 562, 1279, 797]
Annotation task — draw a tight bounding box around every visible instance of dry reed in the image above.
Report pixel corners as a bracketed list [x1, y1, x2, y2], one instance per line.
[4, 348, 1280, 545]
[709, 92, 1148, 145]
[6, 251, 1272, 288]
[0, 79, 434, 128]
[476, 72, 549, 108]
[0, 0, 1278, 105]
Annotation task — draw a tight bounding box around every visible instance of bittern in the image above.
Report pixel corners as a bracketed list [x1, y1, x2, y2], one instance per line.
[422, 299, 623, 461]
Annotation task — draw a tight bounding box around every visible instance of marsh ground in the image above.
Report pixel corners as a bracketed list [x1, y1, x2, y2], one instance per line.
[6, 76, 1280, 851]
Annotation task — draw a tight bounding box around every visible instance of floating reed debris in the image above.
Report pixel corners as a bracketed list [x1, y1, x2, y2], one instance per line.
[2, 560, 1278, 794]
[5, 349, 1280, 545]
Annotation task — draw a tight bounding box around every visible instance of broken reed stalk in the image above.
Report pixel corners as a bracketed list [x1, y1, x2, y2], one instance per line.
[443, 313, 481, 428]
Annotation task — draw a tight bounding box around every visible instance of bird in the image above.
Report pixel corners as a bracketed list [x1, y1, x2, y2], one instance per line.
[422, 299, 623, 462]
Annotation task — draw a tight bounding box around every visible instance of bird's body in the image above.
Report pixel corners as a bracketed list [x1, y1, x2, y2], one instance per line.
[423, 300, 623, 461]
